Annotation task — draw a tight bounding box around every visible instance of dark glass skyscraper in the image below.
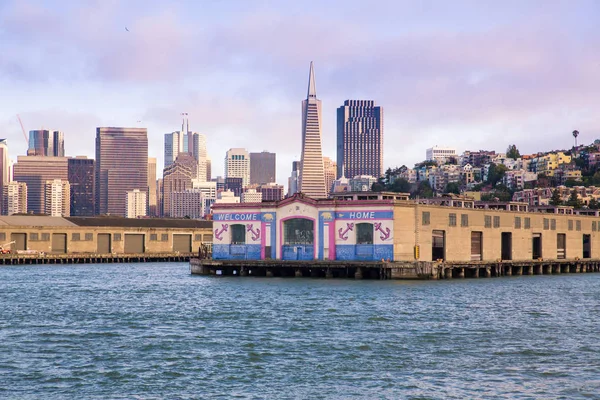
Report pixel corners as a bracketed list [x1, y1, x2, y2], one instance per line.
[336, 100, 383, 179]
[95, 127, 148, 217]
[250, 151, 276, 185]
[68, 157, 95, 216]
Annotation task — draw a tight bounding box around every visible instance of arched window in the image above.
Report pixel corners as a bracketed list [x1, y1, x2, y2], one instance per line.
[283, 218, 314, 245]
[356, 223, 374, 244]
[231, 224, 246, 244]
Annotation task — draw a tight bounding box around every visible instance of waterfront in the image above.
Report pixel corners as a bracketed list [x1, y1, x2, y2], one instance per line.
[1, 263, 600, 399]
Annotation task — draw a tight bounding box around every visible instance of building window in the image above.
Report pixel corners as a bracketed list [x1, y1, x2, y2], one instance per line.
[576, 220, 582, 231]
[0, 233, 5, 242]
[194, 234, 202, 241]
[161, 234, 169, 242]
[543, 218, 549, 230]
[72, 233, 80, 241]
[593, 221, 597, 232]
[41, 233, 50, 241]
[568, 220, 573, 231]
[85, 233, 93, 241]
[461, 214, 468, 227]
[484, 215, 492, 228]
[231, 224, 246, 244]
[515, 217, 521, 229]
[422, 212, 430, 225]
[150, 234, 158, 241]
[283, 218, 314, 245]
[114, 233, 122, 241]
[524, 217, 531, 229]
[356, 223, 374, 244]
[202, 234, 213, 242]
[493, 216, 500, 228]
[30, 233, 39, 241]
[449, 213, 457, 227]
[551, 219, 556, 231]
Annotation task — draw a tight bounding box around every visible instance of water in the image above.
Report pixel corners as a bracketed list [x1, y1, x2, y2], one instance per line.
[1, 263, 600, 399]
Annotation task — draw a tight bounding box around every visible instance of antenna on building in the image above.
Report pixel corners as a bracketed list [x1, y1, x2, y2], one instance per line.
[181, 112, 188, 133]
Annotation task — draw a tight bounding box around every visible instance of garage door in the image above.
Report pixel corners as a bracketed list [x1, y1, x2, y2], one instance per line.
[10, 233, 26, 251]
[51, 233, 67, 253]
[124, 234, 145, 254]
[173, 234, 191, 253]
[97, 233, 111, 253]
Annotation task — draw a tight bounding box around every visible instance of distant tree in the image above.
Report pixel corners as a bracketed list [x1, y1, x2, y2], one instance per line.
[567, 188, 582, 209]
[390, 178, 411, 193]
[588, 198, 599, 210]
[549, 189, 562, 206]
[564, 179, 579, 188]
[445, 182, 461, 195]
[506, 144, 521, 160]
[414, 180, 434, 198]
[371, 177, 386, 192]
[487, 163, 508, 186]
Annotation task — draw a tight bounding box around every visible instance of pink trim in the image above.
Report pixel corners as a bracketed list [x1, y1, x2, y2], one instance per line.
[279, 215, 318, 260]
[260, 221, 266, 259]
[329, 222, 336, 259]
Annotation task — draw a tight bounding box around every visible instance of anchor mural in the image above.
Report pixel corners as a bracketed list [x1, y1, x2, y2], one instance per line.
[246, 224, 261, 241]
[214, 224, 229, 241]
[338, 223, 354, 241]
[374, 222, 391, 241]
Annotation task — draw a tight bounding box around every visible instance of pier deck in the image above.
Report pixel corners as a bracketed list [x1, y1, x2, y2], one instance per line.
[190, 258, 600, 280]
[0, 252, 195, 266]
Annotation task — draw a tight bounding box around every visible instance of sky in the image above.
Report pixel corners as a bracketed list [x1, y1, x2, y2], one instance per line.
[1, 0, 599, 187]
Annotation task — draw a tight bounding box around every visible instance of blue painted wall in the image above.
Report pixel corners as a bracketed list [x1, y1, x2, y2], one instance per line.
[281, 245, 315, 260]
[212, 244, 262, 260]
[336, 245, 393, 261]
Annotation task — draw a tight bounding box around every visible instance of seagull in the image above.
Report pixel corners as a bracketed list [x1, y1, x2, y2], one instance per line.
[125, 27, 129, 32]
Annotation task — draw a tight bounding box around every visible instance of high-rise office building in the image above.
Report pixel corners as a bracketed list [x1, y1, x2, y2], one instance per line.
[45, 179, 70, 217]
[299, 62, 327, 198]
[323, 157, 337, 197]
[162, 153, 195, 217]
[257, 183, 284, 201]
[95, 127, 148, 217]
[0, 139, 9, 213]
[126, 189, 147, 218]
[250, 151, 276, 185]
[170, 189, 204, 219]
[28, 130, 65, 157]
[68, 157, 94, 216]
[225, 148, 250, 187]
[164, 117, 209, 180]
[336, 100, 383, 179]
[148, 157, 157, 216]
[164, 131, 186, 169]
[2, 182, 27, 215]
[13, 156, 69, 214]
[225, 177, 243, 197]
[287, 161, 300, 197]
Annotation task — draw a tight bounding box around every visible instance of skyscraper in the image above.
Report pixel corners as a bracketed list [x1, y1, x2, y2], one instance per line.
[2, 182, 27, 215]
[323, 156, 337, 197]
[68, 157, 95, 216]
[164, 131, 186, 169]
[299, 62, 327, 198]
[287, 161, 300, 197]
[13, 156, 69, 214]
[45, 179, 70, 217]
[164, 117, 208, 180]
[162, 153, 195, 217]
[336, 100, 383, 179]
[0, 139, 9, 213]
[28, 130, 64, 157]
[148, 157, 157, 217]
[225, 148, 250, 187]
[250, 151, 276, 185]
[95, 127, 148, 217]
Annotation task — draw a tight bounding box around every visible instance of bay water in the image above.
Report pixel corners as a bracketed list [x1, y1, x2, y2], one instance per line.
[1, 262, 599, 399]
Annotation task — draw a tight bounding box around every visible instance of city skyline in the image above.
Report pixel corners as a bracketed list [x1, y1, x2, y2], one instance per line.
[0, 1, 599, 186]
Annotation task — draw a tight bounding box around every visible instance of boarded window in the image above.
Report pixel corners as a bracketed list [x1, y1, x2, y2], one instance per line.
[515, 217, 521, 229]
[576, 220, 582, 231]
[194, 234, 202, 241]
[493, 216, 500, 228]
[41, 233, 50, 241]
[551, 219, 556, 231]
[422, 212, 430, 225]
[85, 233, 93, 241]
[557, 233, 566, 259]
[461, 214, 468, 227]
[524, 217, 531, 229]
[356, 223, 374, 244]
[202, 234, 213, 242]
[485, 215, 492, 228]
[0, 233, 5, 241]
[114, 233, 122, 241]
[449, 213, 457, 227]
[231, 224, 246, 244]
[593, 221, 597, 232]
[150, 234, 158, 241]
[30, 233, 39, 241]
[161, 234, 169, 242]
[72, 233, 80, 241]
[543, 218, 549, 230]
[568, 220, 573, 231]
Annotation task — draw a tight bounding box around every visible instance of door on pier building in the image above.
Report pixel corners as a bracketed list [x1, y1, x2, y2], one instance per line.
[97, 233, 111, 254]
[583, 234, 591, 259]
[51, 233, 67, 254]
[124, 234, 145, 254]
[501, 232, 512, 261]
[432, 230, 445, 261]
[10, 233, 26, 251]
[557, 234, 566, 259]
[282, 218, 314, 261]
[471, 232, 482, 261]
[532, 233, 542, 260]
[173, 234, 192, 253]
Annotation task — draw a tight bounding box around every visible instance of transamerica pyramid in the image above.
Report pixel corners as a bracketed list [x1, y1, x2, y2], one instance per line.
[298, 62, 327, 199]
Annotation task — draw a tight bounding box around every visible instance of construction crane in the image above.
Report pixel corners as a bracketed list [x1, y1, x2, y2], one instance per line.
[16, 115, 29, 147]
